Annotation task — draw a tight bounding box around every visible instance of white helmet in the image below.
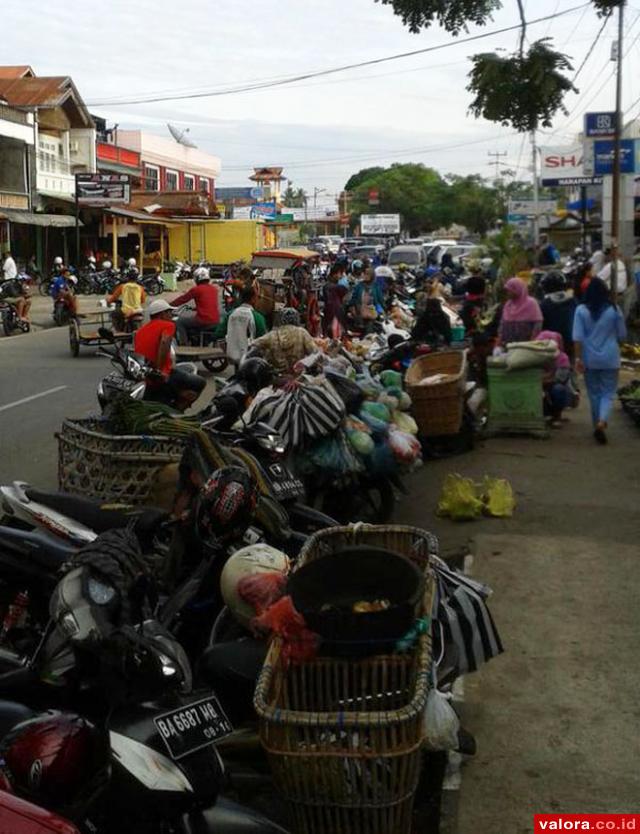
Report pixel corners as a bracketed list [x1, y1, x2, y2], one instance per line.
[102, 260, 112, 270]
[127, 257, 137, 268]
[88, 255, 96, 264]
[54, 256, 63, 265]
[220, 544, 289, 628]
[194, 266, 210, 284]
[67, 275, 78, 286]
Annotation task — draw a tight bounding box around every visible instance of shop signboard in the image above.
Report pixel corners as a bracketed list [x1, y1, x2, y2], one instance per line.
[593, 139, 636, 176]
[584, 111, 617, 138]
[250, 201, 277, 219]
[540, 145, 585, 185]
[507, 199, 557, 218]
[360, 214, 400, 235]
[75, 173, 130, 205]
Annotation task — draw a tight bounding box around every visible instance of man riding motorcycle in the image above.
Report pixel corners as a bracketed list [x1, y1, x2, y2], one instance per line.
[107, 268, 147, 331]
[133, 298, 205, 411]
[50, 269, 78, 317]
[170, 266, 221, 345]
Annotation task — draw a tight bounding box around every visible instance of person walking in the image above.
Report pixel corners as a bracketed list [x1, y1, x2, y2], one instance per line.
[2, 250, 17, 282]
[572, 278, 626, 445]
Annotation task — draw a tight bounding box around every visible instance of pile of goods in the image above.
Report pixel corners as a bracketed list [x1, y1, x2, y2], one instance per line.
[618, 379, 640, 426]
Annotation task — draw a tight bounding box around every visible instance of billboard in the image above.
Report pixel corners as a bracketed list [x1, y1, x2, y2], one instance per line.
[250, 201, 277, 219]
[593, 139, 636, 176]
[539, 145, 585, 185]
[585, 111, 617, 138]
[360, 214, 400, 235]
[507, 199, 557, 219]
[75, 173, 130, 205]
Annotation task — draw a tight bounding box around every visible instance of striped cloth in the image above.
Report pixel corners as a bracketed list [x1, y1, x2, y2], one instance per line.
[430, 555, 504, 685]
[243, 377, 346, 448]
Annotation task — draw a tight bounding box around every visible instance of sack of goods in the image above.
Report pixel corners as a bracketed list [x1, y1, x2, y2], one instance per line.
[505, 339, 558, 371]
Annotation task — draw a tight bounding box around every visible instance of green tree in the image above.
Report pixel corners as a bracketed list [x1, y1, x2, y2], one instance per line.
[282, 183, 307, 207]
[347, 163, 450, 232]
[344, 167, 386, 191]
[374, 0, 621, 130]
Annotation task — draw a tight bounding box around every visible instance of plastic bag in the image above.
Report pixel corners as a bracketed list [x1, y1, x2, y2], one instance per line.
[482, 477, 516, 518]
[360, 400, 391, 423]
[391, 410, 418, 436]
[378, 392, 400, 412]
[437, 474, 484, 521]
[388, 427, 421, 465]
[254, 596, 319, 663]
[237, 572, 288, 616]
[347, 429, 375, 457]
[358, 410, 389, 438]
[379, 369, 403, 389]
[325, 371, 364, 413]
[309, 432, 364, 476]
[344, 415, 371, 435]
[365, 439, 397, 476]
[424, 688, 460, 751]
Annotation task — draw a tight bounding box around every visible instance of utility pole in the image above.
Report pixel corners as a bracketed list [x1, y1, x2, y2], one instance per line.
[530, 131, 540, 249]
[488, 151, 508, 182]
[610, 0, 625, 296]
[313, 187, 326, 238]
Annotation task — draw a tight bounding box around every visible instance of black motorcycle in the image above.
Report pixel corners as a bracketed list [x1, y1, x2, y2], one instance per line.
[142, 272, 165, 295]
[0, 542, 288, 833]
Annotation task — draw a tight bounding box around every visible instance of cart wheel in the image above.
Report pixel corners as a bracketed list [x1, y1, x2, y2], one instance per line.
[203, 356, 229, 373]
[69, 322, 80, 357]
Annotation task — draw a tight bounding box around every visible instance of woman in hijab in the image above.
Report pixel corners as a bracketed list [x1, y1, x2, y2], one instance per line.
[498, 277, 543, 346]
[572, 277, 626, 444]
[536, 330, 574, 427]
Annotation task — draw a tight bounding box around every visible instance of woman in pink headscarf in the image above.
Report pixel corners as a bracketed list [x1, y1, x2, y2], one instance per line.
[537, 329, 576, 426]
[498, 277, 543, 346]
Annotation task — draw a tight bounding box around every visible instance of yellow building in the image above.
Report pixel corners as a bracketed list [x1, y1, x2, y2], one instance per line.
[167, 219, 275, 265]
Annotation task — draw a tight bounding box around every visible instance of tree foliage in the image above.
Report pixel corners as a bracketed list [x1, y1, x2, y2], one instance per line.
[282, 183, 307, 207]
[373, 0, 619, 130]
[467, 40, 577, 132]
[345, 164, 536, 234]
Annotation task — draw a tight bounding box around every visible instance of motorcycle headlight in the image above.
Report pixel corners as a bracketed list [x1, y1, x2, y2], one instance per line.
[87, 577, 117, 606]
[258, 433, 286, 455]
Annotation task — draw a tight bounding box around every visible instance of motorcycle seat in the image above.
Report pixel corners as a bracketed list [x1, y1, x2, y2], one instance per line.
[0, 700, 36, 740]
[25, 489, 168, 536]
[0, 525, 74, 571]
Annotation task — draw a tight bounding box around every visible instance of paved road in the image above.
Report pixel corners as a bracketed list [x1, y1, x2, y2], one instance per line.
[0, 327, 108, 488]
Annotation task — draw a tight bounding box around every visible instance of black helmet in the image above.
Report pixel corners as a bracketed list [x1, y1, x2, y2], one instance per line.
[542, 271, 566, 293]
[193, 466, 258, 541]
[236, 357, 274, 394]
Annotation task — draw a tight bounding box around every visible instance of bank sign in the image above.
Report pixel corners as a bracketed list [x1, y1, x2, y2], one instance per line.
[584, 111, 617, 138]
[593, 139, 637, 175]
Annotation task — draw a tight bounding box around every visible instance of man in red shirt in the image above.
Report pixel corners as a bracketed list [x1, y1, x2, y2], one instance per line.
[134, 299, 205, 411]
[171, 266, 221, 345]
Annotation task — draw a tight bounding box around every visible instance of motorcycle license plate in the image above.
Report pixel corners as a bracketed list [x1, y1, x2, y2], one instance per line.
[266, 462, 304, 500]
[154, 696, 233, 760]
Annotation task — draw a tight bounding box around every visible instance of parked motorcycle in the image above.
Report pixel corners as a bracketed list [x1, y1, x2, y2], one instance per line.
[142, 271, 165, 296]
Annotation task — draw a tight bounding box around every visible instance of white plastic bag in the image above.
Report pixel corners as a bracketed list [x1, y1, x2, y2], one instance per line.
[423, 688, 460, 751]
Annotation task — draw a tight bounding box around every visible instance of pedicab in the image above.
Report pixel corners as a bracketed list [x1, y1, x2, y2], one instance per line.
[250, 248, 322, 333]
[68, 305, 132, 357]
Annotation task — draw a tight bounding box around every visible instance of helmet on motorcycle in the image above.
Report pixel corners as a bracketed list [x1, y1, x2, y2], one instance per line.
[102, 260, 112, 270]
[279, 307, 300, 327]
[66, 275, 78, 286]
[397, 262, 407, 272]
[125, 266, 140, 281]
[0, 712, 109, 814]
[88, 256, 96, 264]
[54, 256, 63, 266]
[236, 357, 274, 394]
[193, 466, 259, 541]
[194, 266, 210, 284]
[127, 257, 137, 268]
[220, 543, 289, 628]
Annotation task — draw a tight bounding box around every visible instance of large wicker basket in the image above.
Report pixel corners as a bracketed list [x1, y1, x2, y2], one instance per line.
[254, 525, 438, 834]
[405, 350, 467, 437]
[57, 417, 185, 505]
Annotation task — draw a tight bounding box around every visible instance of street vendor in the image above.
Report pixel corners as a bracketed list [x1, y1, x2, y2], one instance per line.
[250, 307, 318, 374]
[498, 277, 543, 346]
[323, 264, 349, 338]
[349, 268, 384, 330]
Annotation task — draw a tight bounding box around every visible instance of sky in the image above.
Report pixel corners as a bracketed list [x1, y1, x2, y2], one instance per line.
[4, 0, 639, 203]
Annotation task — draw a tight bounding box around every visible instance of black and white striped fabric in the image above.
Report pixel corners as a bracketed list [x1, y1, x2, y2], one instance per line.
[430, 555, 504, 686]
[244, 379, 345, 448]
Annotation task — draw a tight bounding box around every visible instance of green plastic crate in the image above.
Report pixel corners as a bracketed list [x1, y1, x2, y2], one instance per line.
[487, 366, 549, 438]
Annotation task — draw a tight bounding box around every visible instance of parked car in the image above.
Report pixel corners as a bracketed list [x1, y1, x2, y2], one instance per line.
[342, 237, 364, 251]
[350, 245, 385, 261]
[387, 244, 427, 273]
[315, 235, 343, 254]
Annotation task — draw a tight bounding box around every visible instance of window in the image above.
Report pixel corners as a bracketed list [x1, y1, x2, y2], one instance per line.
[144, 164, 159, 191]
[184, 174, 195, 191]
[165, 170, 178, 191]
[199, 177, 209, 193]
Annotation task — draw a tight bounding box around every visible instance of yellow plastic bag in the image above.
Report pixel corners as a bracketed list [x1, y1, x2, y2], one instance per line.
[437, 474, 484, 521]
[483, 477, 516, 518]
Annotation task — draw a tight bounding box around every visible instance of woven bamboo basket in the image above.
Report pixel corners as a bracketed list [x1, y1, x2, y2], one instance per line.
[254, 525, 437, 834]
[57, 417, 185, 504]
[405, 351, 467, 437]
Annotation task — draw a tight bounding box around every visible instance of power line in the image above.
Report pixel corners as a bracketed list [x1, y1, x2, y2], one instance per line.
[571, 10, 612, 83]
[87, 3, 590, 107]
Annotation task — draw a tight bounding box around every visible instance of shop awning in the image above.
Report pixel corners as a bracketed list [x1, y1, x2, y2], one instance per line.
[0, 209, 81, 227]
[104, 207, 181, 226]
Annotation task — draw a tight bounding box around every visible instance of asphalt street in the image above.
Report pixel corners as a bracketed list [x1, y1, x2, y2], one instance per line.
[0, 327, 114, 487]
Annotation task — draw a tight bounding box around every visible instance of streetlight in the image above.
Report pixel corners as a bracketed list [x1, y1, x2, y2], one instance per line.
[313, 187, 326, 238]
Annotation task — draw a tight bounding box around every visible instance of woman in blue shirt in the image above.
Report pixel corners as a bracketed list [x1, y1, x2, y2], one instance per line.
[572, 278, 626, 444]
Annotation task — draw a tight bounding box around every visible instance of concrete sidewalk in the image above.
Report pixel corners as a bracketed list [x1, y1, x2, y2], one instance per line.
[395, 378, 640, 832]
